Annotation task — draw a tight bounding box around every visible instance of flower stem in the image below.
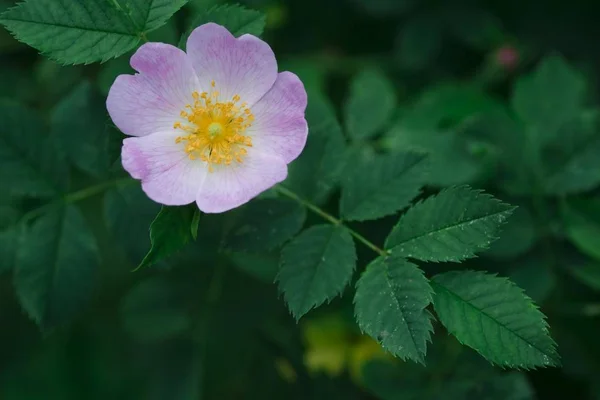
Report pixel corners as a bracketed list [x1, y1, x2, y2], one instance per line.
[275, 185, 388, 257]
[19, 177, 134, 224]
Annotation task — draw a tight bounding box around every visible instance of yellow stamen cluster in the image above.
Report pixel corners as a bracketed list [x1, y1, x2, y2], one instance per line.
[174, 81, 254, 171]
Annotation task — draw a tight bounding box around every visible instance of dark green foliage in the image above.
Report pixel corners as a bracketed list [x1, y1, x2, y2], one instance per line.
[354, 255, 433, 363]
[277, 225, 356, 319]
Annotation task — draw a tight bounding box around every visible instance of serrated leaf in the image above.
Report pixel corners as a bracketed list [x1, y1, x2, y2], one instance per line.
[512, 54, 586, 145]
[180, 3, 265, 47]
[344, 68, 397, 140]
[104, 182, 161, 263]
[137, 205, 197, 269]
[385, 186, 514, 262]
[354, 254, 433, 363]
[286, 91, 348, 204]
[223, 198, 306, 253]
[120, 277, 191, 342]
[431, 270, 559, 369]
[340, 152, 428, 221]
[14, 205, 99, 331]
[51, 81, 116, 178]
[0, 100, 69, 198]
[277, 225, 356, 319]
[0, 0, 188, 65]
[562, 198, 600, 261]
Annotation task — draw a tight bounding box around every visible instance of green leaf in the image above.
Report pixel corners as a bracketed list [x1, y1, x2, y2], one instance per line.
[286, 91, 348, 204]
[512, 54, 586, 145]
[180, 3, 265, 47]
[14, 205, 99, 331]
[543, 111, 600, 194]
[0, 0, 189, 65]
[223, 198, 306, 253]
[104, 182, 161, 263]
[228, 252, 279, 284]
[431, 270, 559, 368]
[51, 81, 115, 178]
[138, 205, 198, 269]
[120, 277, 191, 342]
[395, 14, 442, 70]
[277, 225, 356, 319]
[344, 68, 397, 140]
[382, 84, 503, 186]
[562, 198, 600, 261]
[385, 186, 514, 262]
[567, 262, 600, 292]
[0, 203, 21, 274]
[0, 100, 69, 198]
[340, 152, 428, 221]
[354, 254, 433, 363]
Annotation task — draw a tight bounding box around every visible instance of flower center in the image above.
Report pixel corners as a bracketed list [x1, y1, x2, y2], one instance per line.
[174, 81, 254, 171]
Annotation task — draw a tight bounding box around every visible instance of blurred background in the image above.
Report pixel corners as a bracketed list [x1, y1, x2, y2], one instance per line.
[2, 0, 600, 398]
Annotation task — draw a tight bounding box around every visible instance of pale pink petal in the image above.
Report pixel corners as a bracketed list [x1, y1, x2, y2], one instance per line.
[196, 151, 287, 213]
[186, 23, 278, 107]
[107, 43, 200, 137]
[247, 72, 308, 163]
[122, 131, 207, 205]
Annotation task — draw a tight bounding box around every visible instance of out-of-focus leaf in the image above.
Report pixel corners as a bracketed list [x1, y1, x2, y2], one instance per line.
[382, 84, 504, 186]
[396, 14, 442, 70]
[543, 111, 600, 195]
[431, 271, 559, 368]
[120, 277, 191, 342]
[508, 254, 557, 304]
[340, 152, 428, 221]
[445, 8, 504, 50]
[277, 225, 356, 319]
[180, 3, 266, 47]
[228, 252, 279, 283]
[0, 100, 69, 198]
[14, 205, 99, 331]
[386, 186, 514, 262]
[0, 0, 189, 65]
[567, 262, 600, 292]
[51, 81, 116, 178]
[286, 91, 347, 204]
[354, 255, 433, 363]
[351, 0, 416, 16]
[486, 206, 536, 259]
[562, 198, 600, 261]
[145, 339, 202, 400]
[344, 68, 397, 140]
[512, 54, 586, 147]
[104, 182, 161, 264]
[223, 198, 306, 253]
[0, 203, 21, 274]
[138, 205, 198, 269]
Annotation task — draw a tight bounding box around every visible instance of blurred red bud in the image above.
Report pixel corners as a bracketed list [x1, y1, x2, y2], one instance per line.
[495, 45, 519, 70]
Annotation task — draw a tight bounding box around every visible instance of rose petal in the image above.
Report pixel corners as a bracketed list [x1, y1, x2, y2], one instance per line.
[122, 131, 207, 205]
[247, 72, 308, 163]
[196, 151, 287, 213]
[107, 43, 200, 137]
[186, 23, 278, 107]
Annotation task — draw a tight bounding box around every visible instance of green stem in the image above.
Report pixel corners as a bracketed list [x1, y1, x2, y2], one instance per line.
[275, 185, 388, 257]
[19, 177, 134, 225]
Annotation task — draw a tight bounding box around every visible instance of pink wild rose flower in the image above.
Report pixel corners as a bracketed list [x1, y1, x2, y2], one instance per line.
[106, 23, 308, 213]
